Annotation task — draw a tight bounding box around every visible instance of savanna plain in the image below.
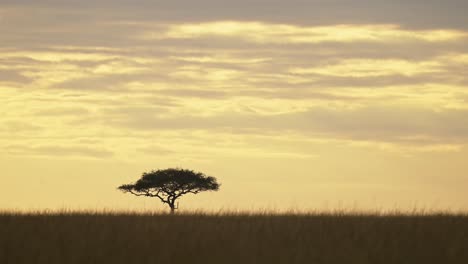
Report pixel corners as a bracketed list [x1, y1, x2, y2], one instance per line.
[1, 210, 468, 264]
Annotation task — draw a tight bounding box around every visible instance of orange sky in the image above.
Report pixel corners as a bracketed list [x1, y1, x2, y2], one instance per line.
[1, 0, 468, 212]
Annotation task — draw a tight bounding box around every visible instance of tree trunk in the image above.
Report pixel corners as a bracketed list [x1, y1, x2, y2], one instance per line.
[168, 196, 178, 214]
[169, 202, 175, 214]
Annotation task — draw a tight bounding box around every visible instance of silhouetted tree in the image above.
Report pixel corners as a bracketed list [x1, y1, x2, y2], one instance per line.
[118, 168, 220, 214]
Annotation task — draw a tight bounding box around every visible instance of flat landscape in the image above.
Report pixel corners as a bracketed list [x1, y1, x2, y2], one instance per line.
[1, 211, 468, 264]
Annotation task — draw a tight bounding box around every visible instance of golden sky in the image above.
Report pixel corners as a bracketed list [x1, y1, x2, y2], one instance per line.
[1, 0, 468, 211]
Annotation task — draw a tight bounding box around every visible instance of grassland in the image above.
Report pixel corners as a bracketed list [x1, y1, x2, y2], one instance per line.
[1, 211, 468, 264]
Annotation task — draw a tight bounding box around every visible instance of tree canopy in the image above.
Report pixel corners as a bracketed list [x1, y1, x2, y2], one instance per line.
[118, 168, 220, 213]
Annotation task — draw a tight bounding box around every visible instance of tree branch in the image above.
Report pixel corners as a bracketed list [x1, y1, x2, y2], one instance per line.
[126, 190, 149, 197]
[154, 192, 170, 204]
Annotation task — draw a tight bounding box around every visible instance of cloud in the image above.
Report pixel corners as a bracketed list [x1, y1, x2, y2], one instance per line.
[170, 55, 271, 64]
[0, 121, 42, 133]
[158, 89, 228, 99]
[104, 104, 468, 147]
[152, 22, 468, 44]
[289, 59, 442, 77]
[4, 145, 114, 158]
[1, 2, 468, 158]
[0, 70, 31, 85]
[34, 107, 91, 116]
[137, 145, 176, 156]
[4, 0, 468, 30]
[1, 51, 119, 63]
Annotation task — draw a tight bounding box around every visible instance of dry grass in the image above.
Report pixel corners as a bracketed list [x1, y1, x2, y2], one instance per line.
[1, 210, 468, 264]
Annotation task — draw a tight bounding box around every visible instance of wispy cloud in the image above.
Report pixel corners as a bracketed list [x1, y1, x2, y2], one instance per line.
[154, 22, 468, 43]
[1, 4, 468, 158]
[289, 59, 443, 77]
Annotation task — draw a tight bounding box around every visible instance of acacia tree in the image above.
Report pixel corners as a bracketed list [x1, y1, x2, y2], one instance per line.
[118, 168, 220, 214]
